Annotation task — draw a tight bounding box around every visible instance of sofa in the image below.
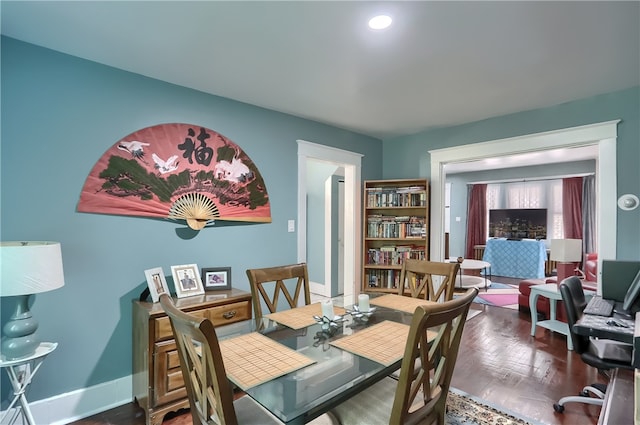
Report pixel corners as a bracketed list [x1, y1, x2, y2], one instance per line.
[584, 252, 598, 282]
[518, 253, 598, 322]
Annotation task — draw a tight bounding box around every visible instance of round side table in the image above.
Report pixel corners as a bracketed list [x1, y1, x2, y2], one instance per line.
[0, 342, 57, 425]
[447, 258, 492, 289]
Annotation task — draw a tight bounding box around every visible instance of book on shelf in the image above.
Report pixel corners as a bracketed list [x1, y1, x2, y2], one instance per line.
[395, 185, 426, 193]
[367, 215, 425, 239]
[366, 269, 400, 289]
[366, 245, 425, 265]
[365, 186, 427, 208]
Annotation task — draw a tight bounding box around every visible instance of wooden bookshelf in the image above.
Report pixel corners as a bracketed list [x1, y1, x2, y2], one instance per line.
[362, 179, 429, 293]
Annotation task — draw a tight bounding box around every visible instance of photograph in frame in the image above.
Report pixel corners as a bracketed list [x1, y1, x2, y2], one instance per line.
[201, 267, 232, 291]
[144, 267, 170, 303]
[171, 263, 205, 298]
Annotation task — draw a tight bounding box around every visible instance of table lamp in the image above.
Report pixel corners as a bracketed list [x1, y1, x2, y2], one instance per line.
[1, 241, 65, 360]
[550, 239, 582, 284]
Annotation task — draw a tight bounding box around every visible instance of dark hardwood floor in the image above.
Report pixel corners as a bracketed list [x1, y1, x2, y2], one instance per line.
[70, 277, 605, 425]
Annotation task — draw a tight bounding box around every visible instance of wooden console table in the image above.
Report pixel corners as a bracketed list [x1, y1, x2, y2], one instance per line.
[132, 289, 252, 425]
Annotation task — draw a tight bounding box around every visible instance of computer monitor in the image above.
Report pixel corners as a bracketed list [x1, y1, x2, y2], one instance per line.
[601, 260, 640, 302]
[621, 269, 640, 314]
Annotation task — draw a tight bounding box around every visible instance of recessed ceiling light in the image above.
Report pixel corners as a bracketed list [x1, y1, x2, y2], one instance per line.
[368, 15, 392, 30]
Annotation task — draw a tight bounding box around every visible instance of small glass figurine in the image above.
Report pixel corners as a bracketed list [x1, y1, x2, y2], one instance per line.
[313, 314, 344, 331]
[345, 305, 377, 322]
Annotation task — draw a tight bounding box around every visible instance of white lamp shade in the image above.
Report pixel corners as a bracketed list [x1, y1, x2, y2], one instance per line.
[1, 241, 65, 296]
[550, 239, 582, 263]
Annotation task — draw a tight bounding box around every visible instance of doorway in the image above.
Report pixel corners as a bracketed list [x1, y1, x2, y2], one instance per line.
[297, 140, 362, 304]
[429, 120, 619, 289]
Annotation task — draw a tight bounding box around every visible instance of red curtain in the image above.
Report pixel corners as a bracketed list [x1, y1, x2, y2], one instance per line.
[465, 184, 487, 259]
[562, 177, 583, 239]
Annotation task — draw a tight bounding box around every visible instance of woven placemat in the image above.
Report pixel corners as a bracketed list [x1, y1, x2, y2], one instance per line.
[266, 302, 347, 330]
[219, 332, 315, 390]
[370, 294, 436, 314]
[329, 320, 411, 366]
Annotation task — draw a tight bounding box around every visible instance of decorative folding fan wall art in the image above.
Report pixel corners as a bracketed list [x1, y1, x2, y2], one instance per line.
[78, 123, 271, 230]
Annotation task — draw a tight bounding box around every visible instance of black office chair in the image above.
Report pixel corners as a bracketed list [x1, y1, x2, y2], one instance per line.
[553, 276, 634, 413]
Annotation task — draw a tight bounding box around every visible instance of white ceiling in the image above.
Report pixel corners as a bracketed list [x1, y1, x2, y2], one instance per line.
[0, 1, 635, 174]
[2, 1, 638, 143]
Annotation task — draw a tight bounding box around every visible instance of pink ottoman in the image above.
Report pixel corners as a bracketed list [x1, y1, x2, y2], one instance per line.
[518, 277, 562, 321]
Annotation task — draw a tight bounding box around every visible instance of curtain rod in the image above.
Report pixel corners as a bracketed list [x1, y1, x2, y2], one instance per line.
[466, 172, 594, 185]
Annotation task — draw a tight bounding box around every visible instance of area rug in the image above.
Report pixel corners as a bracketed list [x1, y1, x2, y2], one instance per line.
[308, 388, 541, 425]
[447, 388, 543, 425]
[471, 282, 520, 310]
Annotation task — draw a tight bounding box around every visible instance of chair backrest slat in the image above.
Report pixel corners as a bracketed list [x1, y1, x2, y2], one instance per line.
[398, 259, 460, 301]
[391, 287, 477, 425]
[246, 263, 311, 328]
[159, 294, 238, 425]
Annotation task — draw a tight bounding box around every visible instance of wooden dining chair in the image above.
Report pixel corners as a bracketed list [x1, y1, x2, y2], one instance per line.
[158, 294, 282, 425]
[246, 263, 311, 328]
[398, 259, 460, 302]
[330, 287, 478, 425]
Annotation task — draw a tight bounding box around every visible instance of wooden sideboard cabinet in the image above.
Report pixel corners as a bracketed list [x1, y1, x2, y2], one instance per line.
[132, 289, 252, 425]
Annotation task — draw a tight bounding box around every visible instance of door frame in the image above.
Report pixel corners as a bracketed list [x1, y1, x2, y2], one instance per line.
[297, 140, 362, 302]
[429, 120, 619, 289]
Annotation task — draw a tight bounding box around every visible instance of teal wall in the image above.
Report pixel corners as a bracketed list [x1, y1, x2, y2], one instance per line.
[306, 160, 337, 286]
[306, 162, 343, 296]
[382, 87, 640, 259]
[0, 37, 383, 403]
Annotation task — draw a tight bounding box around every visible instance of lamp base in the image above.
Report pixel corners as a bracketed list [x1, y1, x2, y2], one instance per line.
[556, 262, 577, 285]
[1, 294, 39, 360]
[1, 335, 39, 360]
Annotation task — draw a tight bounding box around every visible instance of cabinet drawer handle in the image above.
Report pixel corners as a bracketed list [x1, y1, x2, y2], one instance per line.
[223, 310, 237, 320]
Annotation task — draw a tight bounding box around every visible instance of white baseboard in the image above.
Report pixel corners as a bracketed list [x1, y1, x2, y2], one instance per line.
[1, 375, 133, 425]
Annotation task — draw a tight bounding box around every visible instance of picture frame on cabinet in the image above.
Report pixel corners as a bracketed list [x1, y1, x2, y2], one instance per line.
[144, 267, 170, 303]
[201, 267, 232, 291]
[171, 263, 205, 298]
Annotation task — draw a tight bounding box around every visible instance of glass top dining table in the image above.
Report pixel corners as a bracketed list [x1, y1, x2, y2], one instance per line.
[214, 297, 416, 424]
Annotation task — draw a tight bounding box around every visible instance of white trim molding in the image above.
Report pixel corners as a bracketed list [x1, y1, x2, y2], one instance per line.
[1, 376, 132, 425]
[297, 140, 362, 305]
[430, 120, 620, 291]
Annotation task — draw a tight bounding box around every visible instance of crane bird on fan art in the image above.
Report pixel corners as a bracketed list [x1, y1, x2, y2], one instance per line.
[152, 153, 180, 174]
[117, 140, 150, 161]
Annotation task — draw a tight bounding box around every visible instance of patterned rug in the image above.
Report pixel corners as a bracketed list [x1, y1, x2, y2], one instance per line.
[469, 282, 520, 310]
[447, 388, 542, 425]
[308, 388, 540, 425]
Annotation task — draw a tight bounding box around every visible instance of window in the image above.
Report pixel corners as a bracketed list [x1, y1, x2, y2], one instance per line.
[551, 182, 563, 239]
[486, 180, 563, 239]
